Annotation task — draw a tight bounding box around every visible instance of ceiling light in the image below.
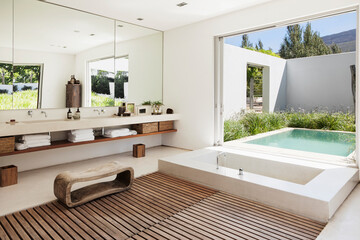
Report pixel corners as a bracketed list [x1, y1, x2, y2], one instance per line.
[177, 2, 188, 7]
[74, 30, 80, 33]
[90, 34, 95, 36]
[117, 25, 124, 28]
[137, 18, 144, 21]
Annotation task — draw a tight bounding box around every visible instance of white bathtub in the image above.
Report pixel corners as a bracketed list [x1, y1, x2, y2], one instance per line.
[159, 146, 358, 222]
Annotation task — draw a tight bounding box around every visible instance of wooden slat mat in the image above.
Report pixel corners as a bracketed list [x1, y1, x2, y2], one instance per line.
[0, 172, 326, 239]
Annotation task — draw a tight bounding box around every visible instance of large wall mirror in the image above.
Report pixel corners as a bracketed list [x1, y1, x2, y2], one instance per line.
[0, 0, 163, 110]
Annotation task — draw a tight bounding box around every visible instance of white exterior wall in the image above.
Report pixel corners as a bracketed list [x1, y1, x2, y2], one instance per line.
[163, 0, 358, 150]
[286, 52, 356, 112]
[223, 44, 287, 119]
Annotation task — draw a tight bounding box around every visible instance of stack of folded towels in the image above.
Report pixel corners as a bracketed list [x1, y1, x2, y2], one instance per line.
[103, 128, 137, 138]
[68, 129, 94, 143]
[15, 134, 51, 150]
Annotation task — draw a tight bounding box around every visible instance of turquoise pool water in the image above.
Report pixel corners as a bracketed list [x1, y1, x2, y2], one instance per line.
[245, 129, 355, 157]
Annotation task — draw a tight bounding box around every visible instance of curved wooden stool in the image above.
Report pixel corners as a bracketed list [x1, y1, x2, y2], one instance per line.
[54, 161, 134, 207]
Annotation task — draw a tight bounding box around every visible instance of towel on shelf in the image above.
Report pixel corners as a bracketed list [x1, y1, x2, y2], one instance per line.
[68, 136, 95, 143]
[103, 130, 137, 138]
[15, 142, 28, 151]
[71, 129, 93, 136]
[68, 133, 94, 142]
[21, 134, 50, 141]
[26, 141, 51, 148]
[104, 128, 130, 136]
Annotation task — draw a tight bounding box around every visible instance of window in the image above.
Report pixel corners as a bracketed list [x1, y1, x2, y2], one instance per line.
[89, 56, 129, 107]
[0, 63, 42, 110]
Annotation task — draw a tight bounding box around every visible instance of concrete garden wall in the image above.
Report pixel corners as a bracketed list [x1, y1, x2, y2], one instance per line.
[286, 52, 355, 112]
[223, 45, 355, 119]
[223, 44, 287, 119]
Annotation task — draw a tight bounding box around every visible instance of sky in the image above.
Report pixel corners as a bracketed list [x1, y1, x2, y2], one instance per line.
[225, 11, 357, 53]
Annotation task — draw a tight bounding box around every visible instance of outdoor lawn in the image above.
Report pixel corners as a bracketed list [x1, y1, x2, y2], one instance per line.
[91, 92, 122, 107]
[0, 90, 38, 110]
[224, 112, 356, 142]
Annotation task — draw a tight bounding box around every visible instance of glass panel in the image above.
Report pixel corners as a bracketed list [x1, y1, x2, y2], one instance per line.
[89, 58, 115, 107]
[115, 20, 163, 106]
[13, 0, 115, 109]
[12, 64, 41, 109]
[0, 0, 13, 110]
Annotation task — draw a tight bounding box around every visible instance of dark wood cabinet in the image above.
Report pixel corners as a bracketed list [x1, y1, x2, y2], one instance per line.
[66, 84, 81, 108]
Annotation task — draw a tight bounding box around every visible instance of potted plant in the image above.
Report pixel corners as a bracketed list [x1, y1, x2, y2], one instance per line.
[141, 100, 152, 115]
[152, 101, 163, 115]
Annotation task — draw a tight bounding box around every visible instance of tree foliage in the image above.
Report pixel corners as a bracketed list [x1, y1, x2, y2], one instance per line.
[0, 63, 12, 85]
[13, 65, 40, 83]
[279, 23, 342, 59]
[91, 70, 128, 99]
[241, 34, 253, 48]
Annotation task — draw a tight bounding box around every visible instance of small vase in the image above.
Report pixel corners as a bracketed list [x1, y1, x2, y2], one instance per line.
[152, 105, 162, 115]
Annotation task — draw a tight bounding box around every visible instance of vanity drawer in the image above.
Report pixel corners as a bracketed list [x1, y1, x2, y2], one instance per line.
[132, 122, 158, 134]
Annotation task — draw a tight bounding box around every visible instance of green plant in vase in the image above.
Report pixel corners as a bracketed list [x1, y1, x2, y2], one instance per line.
[152, 101, 163, 115]
[141, 100, 152, 106]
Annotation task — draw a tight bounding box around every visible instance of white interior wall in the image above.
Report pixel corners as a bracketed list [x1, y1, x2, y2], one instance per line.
[117, 33, 163, 104]
[0, 47, 12, 62]
[286, 52, 356, 112]
[223, 44, 286, 119]
[163, 0, 359, 150]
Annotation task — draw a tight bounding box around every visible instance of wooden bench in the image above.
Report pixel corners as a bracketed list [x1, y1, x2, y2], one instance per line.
[54, 161, 134, 207]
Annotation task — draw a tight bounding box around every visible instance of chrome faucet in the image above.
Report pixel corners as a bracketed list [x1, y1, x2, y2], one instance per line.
[239, 168, 244, 175]
[28, 110, 33, 117]
[101, 108, 106, 114]
[41, 111, 47, 118]
[216, 152, 226, 169]
[94, 109, 101, 115]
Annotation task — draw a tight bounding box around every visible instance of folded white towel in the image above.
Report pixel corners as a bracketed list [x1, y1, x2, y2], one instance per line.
[68, 133, 94, 141]
[26, 142, 51, 148]
[103, 130, 137, 138]
[15, 142, 28, 151]
[71, 129, 93, 135]
[21, 134, 50, 141]
[68, 136, 95, 143]
[104, 128, 130, 135]
[24, 139, 50, 146]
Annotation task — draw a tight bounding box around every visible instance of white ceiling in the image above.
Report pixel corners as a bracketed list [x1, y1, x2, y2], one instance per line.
[0, 0, 159, 55]
[45, 0, 274, 31]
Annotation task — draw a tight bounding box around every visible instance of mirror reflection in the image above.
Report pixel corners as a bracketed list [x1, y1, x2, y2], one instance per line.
[0, 0, 13, 110]
[0, 0, 163, 110]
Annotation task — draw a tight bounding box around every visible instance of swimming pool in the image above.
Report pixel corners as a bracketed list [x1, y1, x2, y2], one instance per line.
[245, 129, 355, 157]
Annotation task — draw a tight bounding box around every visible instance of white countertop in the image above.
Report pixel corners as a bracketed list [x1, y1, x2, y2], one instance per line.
[0, 114, 180, 137]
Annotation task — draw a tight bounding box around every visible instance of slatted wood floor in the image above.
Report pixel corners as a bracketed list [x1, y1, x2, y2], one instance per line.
[0, 172, 326, 239]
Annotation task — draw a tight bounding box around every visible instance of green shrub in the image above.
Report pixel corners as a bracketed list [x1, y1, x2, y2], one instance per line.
[224, 115, 248, 142]
[224, 111, 355, 142]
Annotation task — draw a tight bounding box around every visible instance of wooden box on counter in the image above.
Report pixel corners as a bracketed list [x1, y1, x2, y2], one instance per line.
[131, 122, 158, 134]
[66, 84, 81, 108]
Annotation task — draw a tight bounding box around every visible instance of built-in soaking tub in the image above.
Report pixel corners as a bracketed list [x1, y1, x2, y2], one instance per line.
[159, 146, 358, 222]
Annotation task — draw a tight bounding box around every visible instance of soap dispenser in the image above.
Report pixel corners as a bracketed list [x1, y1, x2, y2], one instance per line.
[67, 108, 72, 119]
[74, 108, 81, 120]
